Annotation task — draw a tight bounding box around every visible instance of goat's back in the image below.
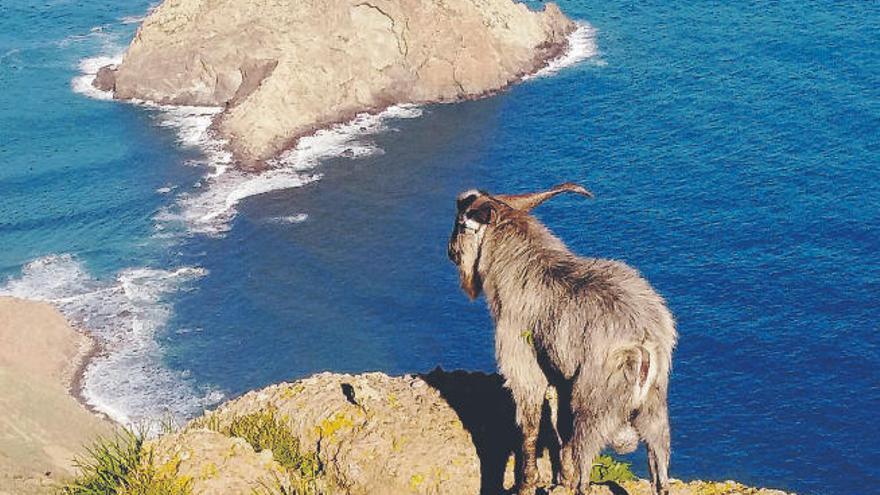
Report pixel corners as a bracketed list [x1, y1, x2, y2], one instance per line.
[538, 255, 677, 383]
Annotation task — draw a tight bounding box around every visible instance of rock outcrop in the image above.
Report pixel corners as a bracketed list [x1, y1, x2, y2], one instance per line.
[149, 429, 290, 494]
[96, 0, 576, 165]
[139, 371, 796, 495]
[186, 371, 485, 494]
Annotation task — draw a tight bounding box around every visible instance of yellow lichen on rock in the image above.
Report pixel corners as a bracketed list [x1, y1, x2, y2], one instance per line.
[192, 371, 482, 494]
[615, 479, 794, 495]
[317, 412, 356, 439]
[147, 429, 290, 494]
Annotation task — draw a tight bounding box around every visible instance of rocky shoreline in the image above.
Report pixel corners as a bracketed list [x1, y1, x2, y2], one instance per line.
[93, 0, 577, 167]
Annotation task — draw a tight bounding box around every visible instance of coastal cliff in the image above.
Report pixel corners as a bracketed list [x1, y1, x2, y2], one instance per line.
[0, 299, 796, 495]
[94, 0, 575, 166]
[63, 371, 795, 495]
[142, 372, 797, 495]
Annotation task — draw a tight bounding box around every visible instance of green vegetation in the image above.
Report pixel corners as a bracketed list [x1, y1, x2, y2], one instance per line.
[58, 430, 192, 495]
[591, 454, 637, 484]
[58, 406, 631, 495]
[197, 409, 321, 495]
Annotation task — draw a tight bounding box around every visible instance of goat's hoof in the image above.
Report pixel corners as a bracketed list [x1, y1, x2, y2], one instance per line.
[516, 483, 538, 495]
[575, 482, 592, 495]
[546, 484, 576, 495]
[558, 473, 576, 490]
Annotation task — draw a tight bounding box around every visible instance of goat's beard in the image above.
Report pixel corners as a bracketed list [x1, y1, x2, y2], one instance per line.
[451, 228, 485, 300]
[456, 244, 483, 300]
[458, 265, 483, 300]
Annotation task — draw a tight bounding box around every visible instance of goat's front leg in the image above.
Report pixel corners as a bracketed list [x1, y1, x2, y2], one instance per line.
[513, 386, 545, 495]
[558, 440, 576, 490]
[504, 368, 548, 493]
[571, 414, 603, 495]
[497, 320, 549, 495]
[548, 383, 576, 489]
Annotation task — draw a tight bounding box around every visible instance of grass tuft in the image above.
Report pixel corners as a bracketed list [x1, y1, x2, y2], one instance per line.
[58, 429, 192, 495]
[591, 454, 637, 484]
[198, 408, 321, 494]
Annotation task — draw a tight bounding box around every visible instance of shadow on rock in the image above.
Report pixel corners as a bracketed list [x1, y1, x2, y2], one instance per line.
[421, 368, 562, 495]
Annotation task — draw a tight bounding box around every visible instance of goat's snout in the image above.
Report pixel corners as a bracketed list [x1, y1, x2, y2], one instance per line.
[447, 221, 462, 264]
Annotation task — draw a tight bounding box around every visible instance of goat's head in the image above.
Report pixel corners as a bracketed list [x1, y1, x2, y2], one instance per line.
[447, 182, 593, 300]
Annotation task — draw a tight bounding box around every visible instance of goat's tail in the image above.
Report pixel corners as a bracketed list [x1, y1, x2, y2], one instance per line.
[608, 343, 658, 410]
[606, 343, 659, 454]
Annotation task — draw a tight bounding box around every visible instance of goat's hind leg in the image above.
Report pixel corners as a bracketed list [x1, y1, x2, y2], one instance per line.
[568, 377, 608, 495]
[569, 411, 604, 495]
[635, 404, 671, 495]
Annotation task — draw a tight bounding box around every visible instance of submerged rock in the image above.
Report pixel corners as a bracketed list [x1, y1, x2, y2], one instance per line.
[97, 0, 575, 164]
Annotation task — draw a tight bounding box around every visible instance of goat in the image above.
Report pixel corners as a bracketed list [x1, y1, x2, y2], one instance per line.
[447, 183, 677, 495]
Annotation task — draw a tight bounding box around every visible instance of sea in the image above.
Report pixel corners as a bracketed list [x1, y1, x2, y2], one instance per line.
[1, 1, 877, 493]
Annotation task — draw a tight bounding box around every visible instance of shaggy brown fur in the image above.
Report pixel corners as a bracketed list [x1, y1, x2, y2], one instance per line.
[448, 183, 677, 495]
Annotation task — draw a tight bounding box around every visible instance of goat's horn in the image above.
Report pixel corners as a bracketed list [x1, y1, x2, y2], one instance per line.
[495, 182, 593, 211]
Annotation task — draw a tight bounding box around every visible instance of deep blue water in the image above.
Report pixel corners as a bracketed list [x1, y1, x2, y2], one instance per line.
[1, 1, 878, 494]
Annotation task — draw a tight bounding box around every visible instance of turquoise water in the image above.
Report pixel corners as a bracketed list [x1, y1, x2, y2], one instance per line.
[2, 1, 878, 493]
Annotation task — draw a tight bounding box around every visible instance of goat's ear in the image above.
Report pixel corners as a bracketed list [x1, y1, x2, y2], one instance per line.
[466, 202, 496, 225]
[456, 192, 479, 213]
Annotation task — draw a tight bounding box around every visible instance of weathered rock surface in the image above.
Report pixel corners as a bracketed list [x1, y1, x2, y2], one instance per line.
[550, 480, 794, 495]
[98, 0, 575, 164]
[148, 429, 289, 495]
[146, 371, 796, 495]
[195, 371, 484, 494]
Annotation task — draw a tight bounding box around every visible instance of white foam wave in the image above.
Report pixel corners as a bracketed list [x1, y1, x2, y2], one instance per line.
[69, 36, 422, 236]
[120, 14, 146, 24]
[152, 104, 423, 236]
[120, 2, 158, 25]
[270, 214, 309, 224]
[147, 104, 231, 171]
[525, 22, 600, 80]
[159, 169, 322, 236]
[0, 255, 223, 426]
[71, 53, 122, 100]
[66, 19, 128, 100]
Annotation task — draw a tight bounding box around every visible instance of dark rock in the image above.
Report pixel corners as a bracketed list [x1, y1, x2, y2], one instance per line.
[93, 65, 117, 93]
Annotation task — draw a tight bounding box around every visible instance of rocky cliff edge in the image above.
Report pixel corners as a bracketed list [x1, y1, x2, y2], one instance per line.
[124, 371, 796, 495]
